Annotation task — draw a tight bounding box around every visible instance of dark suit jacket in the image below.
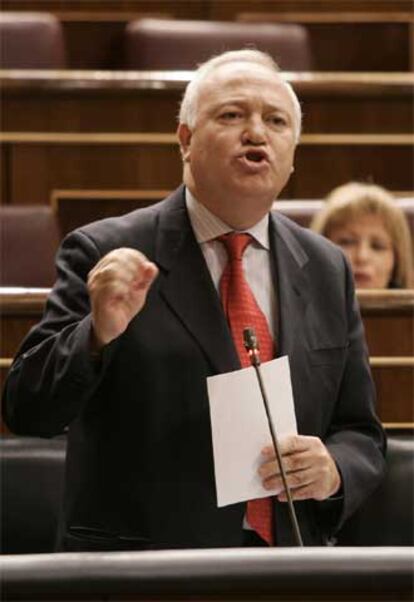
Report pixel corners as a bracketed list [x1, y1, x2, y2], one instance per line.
[3, 186, 386, 550]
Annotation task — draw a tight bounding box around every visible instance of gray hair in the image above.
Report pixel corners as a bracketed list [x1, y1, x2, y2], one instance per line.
[178, 49, 302, 144]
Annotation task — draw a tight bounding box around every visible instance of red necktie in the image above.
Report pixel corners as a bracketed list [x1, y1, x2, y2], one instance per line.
[218, 232, 274, 546]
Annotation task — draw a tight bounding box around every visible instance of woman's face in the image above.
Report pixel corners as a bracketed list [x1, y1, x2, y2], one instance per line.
[328, 213, 395, 288]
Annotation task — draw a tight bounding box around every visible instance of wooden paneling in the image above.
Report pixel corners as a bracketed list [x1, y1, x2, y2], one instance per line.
[292, 137, 414, 198]
[208, 1, 414, 17]
[1, 72, 413, 135]
[1, 288, 413, 423]
[51, 188, 169, 235]
[359, 290, 414, 422]
[1, 73, 413, 204]
[3, 135, 181, 205]
[1, 131, 412, 204]
[51, 191, 414, 239]
[372, 365, 414, 422]
[1, 1, 207, 18]
[0, 289, 47, 357]
[3, 0, 411, 10]
[3, 0, 412, 12]
[238, 16, 413, 72]
[0, 290, 47, 427]
[0, 144, 10, 205]
[360, 290, 414, 357]
[62, 19, 128, 71]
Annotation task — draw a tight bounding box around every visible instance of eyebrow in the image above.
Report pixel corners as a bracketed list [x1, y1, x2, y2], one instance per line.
[212, 99, 291, 116]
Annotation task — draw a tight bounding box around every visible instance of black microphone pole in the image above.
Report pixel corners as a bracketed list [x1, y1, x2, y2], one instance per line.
[243, 327, 304, 547]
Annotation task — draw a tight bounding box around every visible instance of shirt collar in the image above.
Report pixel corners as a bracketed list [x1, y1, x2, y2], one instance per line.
[185, 188, 270, 250]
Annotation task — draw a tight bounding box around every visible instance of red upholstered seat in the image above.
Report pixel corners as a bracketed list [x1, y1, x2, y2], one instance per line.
[0, 205, 60, 287]
[125, 18, 313, 71]
[0, 12, 66, 69]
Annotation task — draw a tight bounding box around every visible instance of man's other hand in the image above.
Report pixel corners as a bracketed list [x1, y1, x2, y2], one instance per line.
[258, 435, 341, 501]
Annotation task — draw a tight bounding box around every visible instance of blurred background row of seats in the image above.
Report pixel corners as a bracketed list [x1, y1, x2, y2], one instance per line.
[2, 199, 414, 288]
[0, 12, 66, 69]
[2, 5, 414, 72]
[0, 12, 312, 71]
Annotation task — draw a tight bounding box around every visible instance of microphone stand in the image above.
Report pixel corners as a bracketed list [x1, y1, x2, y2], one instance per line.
[243, 327, 304, 547]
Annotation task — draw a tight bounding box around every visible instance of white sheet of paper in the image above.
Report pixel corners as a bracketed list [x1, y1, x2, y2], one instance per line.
[207, 355, 297, 507]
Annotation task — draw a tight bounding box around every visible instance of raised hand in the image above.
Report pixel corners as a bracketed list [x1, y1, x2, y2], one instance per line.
[87, 247, 158, 349]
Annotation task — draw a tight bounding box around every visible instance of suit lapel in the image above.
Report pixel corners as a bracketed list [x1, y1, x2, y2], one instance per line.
[270, 213, 310, 358]
[153, 194, 312, 379]
[270, 213, 311, 433]
[155, 187, 239, 374]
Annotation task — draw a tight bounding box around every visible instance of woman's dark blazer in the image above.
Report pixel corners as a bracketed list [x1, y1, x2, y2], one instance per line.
[3, 185, 386, 550]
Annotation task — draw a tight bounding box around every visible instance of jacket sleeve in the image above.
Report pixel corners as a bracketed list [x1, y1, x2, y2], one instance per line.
[2, 229, 120, 437]
[323, 255, 386, 533]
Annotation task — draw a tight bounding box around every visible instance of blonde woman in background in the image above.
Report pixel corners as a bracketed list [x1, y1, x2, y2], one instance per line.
[311, 182, 414, 289]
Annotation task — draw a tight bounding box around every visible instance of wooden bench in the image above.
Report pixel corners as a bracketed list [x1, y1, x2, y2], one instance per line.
[1, 71, 412, 204]
[1, 288, 413, 425]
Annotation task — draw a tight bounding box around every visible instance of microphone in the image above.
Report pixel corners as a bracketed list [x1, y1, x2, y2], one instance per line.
[243, 327, 304, 547]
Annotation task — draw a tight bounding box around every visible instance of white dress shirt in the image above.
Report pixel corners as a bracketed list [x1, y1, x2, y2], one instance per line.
[185, 189, 277, 340]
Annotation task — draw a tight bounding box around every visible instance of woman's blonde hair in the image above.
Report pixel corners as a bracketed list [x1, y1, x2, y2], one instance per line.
[311, 182, 414, 288]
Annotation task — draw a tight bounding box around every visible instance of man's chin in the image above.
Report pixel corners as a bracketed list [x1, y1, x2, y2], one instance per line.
[234, 180, 280, 202]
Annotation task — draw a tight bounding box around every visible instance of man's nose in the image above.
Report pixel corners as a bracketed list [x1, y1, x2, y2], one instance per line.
[242, 115, 266, 145]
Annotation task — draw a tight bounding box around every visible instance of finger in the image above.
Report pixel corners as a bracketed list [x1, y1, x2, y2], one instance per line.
[277, 483, 314, 502]
[278, 435, 314, 457]
[89, 272, 138, 295]
[277, 478, 327, 502]
[259, 449, 312, 480]
[263, 465, 317, 492]
[261, 445, 275, 458]
[89, 260, 158, 295]
[89, 248, 154, 281]
[132, 262, 158, 290]
[91, 285, 134, 312]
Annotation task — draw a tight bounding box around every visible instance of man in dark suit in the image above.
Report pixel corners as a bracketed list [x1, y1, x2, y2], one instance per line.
[3, 50, 385, 550]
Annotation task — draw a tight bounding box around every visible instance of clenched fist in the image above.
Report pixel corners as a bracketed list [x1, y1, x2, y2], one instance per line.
[87, 247, 158, 350]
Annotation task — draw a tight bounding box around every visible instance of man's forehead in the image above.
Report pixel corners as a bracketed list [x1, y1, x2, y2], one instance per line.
[203, 60, 283, 88]
[198, 61, 294, 111]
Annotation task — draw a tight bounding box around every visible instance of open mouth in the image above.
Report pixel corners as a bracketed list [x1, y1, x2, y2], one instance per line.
[244, 150, 268, 163]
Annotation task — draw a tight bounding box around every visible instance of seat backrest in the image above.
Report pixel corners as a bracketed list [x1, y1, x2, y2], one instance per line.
[125, 18, 313, 71]
[0, 12, 66, 69]
[336, 431, 414, 546]
[0, 205, 60, 287]
[0, 436, 67, 554]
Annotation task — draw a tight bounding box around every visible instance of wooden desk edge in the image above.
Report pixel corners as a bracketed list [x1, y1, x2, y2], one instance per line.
[1, 70, 413, 95]
[1, 288, 414, 311]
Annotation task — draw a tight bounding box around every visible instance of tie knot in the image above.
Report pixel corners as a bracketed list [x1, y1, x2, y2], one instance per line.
[218, 232, 252, 261]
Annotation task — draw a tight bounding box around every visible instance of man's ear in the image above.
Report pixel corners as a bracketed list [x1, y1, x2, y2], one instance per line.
[177, 123, 192, 162]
